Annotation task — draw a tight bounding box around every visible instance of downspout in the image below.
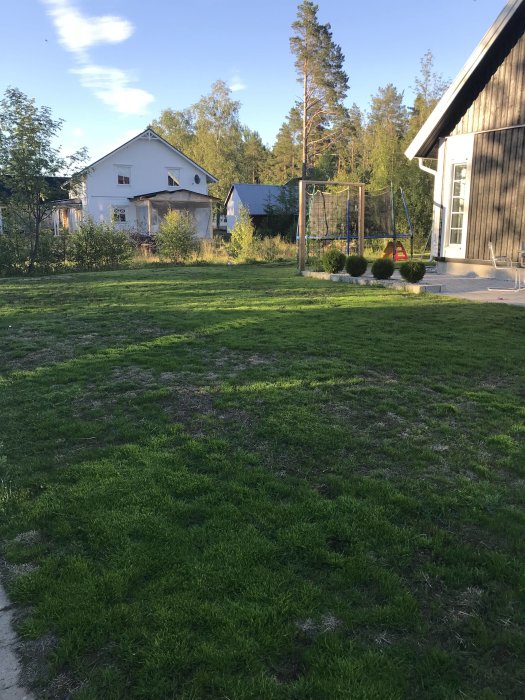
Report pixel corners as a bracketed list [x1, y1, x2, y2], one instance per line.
[416, 158, 438, 260]
[417, 157, 437, 177]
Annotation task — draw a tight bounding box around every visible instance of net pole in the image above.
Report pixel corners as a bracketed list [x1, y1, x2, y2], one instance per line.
[400, 187, 414, 259]
[358, 184, 365, 256]
[298, 179, 306, 271]
[391, 183, 397, 261]
[345, 195, 349, 255]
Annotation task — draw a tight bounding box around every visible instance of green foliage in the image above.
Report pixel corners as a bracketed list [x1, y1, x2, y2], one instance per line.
[322, 247, 346, 273]
[156, 210, 198, 263]
[371, 257, 394, 279]
[69, 219, 133, 270]
[345, 254, 368, 277]
[290, 1, 349, 176]
[229, 206, 255, 261]
[152, 81, 271, 200]
[0, 88, 87, 271]
[0, 228, 30, 275]
[400, 260, 426, 283]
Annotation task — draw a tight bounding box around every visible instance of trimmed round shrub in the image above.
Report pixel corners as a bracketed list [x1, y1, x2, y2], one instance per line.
[371, 257, 395, 280]
[322, 247, 346, 273]
[345, 255, 368, 277]
[400, 260, 426, 284]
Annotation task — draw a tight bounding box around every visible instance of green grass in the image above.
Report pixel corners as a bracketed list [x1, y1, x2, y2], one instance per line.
[0, 264, 524, 699]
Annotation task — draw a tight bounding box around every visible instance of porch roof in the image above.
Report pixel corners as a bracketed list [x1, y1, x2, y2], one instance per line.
[129, 189, 219, 205]
[47, 198, 82, 208]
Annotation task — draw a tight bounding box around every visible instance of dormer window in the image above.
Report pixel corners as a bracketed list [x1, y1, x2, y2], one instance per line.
[167, 168, 181, 187]
[116, 165, 131, 185]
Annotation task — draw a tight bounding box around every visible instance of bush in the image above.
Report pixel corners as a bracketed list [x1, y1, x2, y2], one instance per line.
[229, 206, 255, 261]
[400, 260, 426, 283]
[0, 229, 30, 275]
[253, 235, 295, 262]
[345, 255, 368, 277]
[322, 247, 346, 273]
[156, 210, 198, 263]
[69, 219, 133, 270]
[371, 257, 395, 280]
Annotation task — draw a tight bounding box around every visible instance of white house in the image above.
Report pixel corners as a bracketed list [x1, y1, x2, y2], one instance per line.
[53, 129, 218, 238]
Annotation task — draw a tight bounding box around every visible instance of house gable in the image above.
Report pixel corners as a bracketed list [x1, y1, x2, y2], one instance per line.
[406, 0, 525, 159]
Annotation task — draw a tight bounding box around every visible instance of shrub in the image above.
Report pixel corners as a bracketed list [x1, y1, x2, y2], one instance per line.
[229, 206, 255, 261]
[70, 219, 133, 270]
[322, 247, 346, 273]
[0, 229, 30, 275]
[371, 257, 395, 280]
[400, 260, 426, 284]
[156, 210, 198, 263]
[308, 256, 324, 272]
[345, 255, 368, 277]
[253, 235, 295, 262]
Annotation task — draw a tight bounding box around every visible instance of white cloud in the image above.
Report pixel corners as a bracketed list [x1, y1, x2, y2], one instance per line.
[72, 65, 154, 115]
[42, 0, 133, 56]
[41, 0, 154, 116]
[229, 75, 247, 92]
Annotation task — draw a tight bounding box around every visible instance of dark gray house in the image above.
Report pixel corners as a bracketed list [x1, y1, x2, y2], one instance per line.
[405, 0, 525, 276]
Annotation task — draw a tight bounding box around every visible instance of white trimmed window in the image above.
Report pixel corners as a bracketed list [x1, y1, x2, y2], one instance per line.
[116, 165, 131, 185]
[112, 207, 127, 223]
[167, 168, 181, 187]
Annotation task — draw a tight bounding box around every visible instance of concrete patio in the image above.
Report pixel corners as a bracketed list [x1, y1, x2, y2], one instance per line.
[302, 268, 525, 307]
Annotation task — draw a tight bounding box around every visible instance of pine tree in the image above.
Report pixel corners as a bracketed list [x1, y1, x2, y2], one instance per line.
[290, 0, 349, 178]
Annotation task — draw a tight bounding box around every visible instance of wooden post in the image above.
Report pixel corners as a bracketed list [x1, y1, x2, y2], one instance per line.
[298, 179, 306, 271]
[358, 184, 365, 257]
[147, 200, 152, 235]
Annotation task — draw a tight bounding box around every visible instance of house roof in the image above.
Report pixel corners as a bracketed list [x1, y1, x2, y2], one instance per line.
[82, 129, 218, 184]
[405, 0, 525, 160]
[224, 183, 291, 215]
[129, 189, 220, 203]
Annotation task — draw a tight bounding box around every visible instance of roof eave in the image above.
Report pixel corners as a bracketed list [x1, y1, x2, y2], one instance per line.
[405, 0, 524, 160]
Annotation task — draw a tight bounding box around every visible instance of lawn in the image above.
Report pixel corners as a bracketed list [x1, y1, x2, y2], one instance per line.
[0, 264, 524, 700]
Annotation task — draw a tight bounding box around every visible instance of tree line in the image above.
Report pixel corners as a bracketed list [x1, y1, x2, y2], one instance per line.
[152, 1, 448, 243]
[0, 0, 448, 272]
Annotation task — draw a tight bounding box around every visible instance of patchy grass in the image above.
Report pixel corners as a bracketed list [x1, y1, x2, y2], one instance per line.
[0, 264, 524, 700]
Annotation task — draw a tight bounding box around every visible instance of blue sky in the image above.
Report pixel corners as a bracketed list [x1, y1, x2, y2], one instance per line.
[1, 0, 506, 163]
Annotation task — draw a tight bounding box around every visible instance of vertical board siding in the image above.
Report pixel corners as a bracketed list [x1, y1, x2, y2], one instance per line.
[467, 128, 525, 260]
[452, 28, 525, 136]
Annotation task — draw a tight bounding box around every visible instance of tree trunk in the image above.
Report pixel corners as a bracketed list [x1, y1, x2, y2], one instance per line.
[302, 64, 308, 180]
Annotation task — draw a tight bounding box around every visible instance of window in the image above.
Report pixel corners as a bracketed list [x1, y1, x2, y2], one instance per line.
[167, 168, 181, 187]
[112, 207, 126, 223]
[449, 163, 467, 245]
[116, 166, 131, 185]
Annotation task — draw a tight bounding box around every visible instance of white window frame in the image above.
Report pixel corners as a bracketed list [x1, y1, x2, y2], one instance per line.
[115, 165, 131, 186]
[441, 134, 474, 260]
[112, 206, 127, 223]
[167, 168, 181, 187]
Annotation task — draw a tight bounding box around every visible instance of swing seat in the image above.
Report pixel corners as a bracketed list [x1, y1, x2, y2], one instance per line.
[382, 241, 408, 261]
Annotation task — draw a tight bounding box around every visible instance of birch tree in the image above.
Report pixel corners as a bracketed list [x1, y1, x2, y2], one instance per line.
[0, 87, 87, 271]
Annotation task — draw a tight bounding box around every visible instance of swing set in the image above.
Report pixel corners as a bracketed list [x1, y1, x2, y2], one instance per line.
[297, 180, 414, 270]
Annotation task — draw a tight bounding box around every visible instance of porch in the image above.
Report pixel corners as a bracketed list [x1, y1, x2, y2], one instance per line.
[129, 189, 218, 238]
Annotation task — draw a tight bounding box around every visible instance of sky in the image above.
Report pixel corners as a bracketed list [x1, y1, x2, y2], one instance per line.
[0, 0, 508, 164]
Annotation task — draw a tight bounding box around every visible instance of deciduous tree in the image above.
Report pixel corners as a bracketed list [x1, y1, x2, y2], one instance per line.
[0, 87, 87, 271]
